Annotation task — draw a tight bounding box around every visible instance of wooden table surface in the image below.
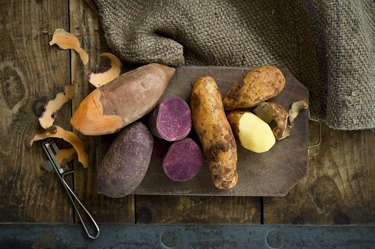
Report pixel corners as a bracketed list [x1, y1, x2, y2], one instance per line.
[1, 0, 374, 225]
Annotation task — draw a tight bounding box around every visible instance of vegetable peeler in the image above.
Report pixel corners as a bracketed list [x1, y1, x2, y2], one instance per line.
[42, 140, 100, 239]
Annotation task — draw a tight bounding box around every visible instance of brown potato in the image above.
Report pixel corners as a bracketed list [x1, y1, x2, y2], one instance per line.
[223, 66, 285, 110]
[190, 76, 238, 189]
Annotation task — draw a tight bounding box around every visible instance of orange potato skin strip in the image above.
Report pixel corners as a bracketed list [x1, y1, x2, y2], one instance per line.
[89, 53, 122, 88]
[39, 84, 75, 129]
[49, 28, 89, 65]
[56, 148, 76, 165]
[30, 126, 88, 168]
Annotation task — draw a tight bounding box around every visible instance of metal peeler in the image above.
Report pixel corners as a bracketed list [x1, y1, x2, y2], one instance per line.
[42, 140, 100, 239]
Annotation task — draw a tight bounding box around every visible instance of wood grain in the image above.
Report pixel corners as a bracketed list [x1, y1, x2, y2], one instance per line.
[2, 0, 375, 226]
[135, 195, 260, 224]
[0, 0, 72, 222]
[69, 0, 135, 223]
[264, 123, 375, 224]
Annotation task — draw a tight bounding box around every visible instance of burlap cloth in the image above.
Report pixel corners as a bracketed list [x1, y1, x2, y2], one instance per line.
[94, 0, 374, 130]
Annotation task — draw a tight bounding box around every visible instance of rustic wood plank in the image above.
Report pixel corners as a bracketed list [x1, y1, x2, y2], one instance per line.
[136, 195, 261, 223]
[69, 0, 135, 223]
[0, 0, 72, 222]
[263, 123, 375, 224]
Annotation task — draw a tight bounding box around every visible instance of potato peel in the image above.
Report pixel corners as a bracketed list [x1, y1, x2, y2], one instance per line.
[254, 100, 308, 140]
[39, 84, 75, 129]
[56, 148, 76, 165]
[89, 53, 122, 88]
[270, 103, 289, 140]
[30, 126, 88, 168]
[282, 100, 309, 139]
[289, 100, 309, 126]
[49, 28, 89, 65]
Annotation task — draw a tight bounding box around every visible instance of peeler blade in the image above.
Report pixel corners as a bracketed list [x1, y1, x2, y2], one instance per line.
[40, 161, 54, 172]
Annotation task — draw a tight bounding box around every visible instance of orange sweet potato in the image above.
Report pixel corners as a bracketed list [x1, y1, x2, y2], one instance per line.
[71, 63, 175, 136]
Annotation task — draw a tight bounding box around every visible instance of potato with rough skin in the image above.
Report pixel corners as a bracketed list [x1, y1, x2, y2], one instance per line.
[223, 66, 285, 110]
[190, 76, 238, 190]
[71, 63, 175, 136]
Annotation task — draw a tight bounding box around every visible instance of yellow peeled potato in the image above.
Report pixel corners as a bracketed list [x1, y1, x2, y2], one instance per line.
[227, 111, 276, 153]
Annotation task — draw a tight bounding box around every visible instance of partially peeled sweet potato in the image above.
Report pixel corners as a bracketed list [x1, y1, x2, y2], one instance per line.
[71, 63, 175, 136]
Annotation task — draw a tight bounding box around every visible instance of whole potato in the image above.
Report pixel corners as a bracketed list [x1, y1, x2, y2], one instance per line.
[223, 66, 285, 110]
[97, 122, 153, 198]
[71, 63, 175, 135]
[190, 76, 238, 190]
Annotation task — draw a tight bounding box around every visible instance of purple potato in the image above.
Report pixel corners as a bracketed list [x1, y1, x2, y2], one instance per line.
[163, 138, 203, 182]
[97, 122, 153, 198]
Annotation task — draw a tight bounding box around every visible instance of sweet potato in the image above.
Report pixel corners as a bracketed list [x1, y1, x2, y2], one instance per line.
[71, 63, 175, 136]
[148, 96, 191, 141]
[97, 122, 154, 198]
[190, 76, 238, 190]
[162, 138, 203, 182]
[223, 66, 285, 110]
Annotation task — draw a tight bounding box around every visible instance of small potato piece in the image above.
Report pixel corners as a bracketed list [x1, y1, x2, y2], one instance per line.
[97, 122, 154, 198]
[227, 111, 275, 153]
[190, 76, 238, 190]
[71, 63, 175, 136]
[163, 138, 203, 182]
[223, 66, 285, 110]
[254, 102, 289, 140]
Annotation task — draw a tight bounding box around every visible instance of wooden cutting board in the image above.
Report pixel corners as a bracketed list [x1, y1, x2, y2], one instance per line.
[97, 66, 309, 196]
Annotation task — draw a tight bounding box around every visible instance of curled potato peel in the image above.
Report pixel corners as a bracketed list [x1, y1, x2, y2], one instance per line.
[29, 126, 88, 168]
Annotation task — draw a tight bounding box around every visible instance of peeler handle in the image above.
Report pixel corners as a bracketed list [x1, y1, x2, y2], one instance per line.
[42, 140, 100, 239]
[60, 175, 100, 239]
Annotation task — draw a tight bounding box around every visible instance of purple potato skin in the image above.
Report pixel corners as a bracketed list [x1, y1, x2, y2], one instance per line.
[97, 122, 154, 198]
[163, 138, 203, 182]
[148, 96, 191, 141]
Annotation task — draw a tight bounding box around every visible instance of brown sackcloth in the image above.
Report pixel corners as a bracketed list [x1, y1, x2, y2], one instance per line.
[94, 0, 375, 130]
